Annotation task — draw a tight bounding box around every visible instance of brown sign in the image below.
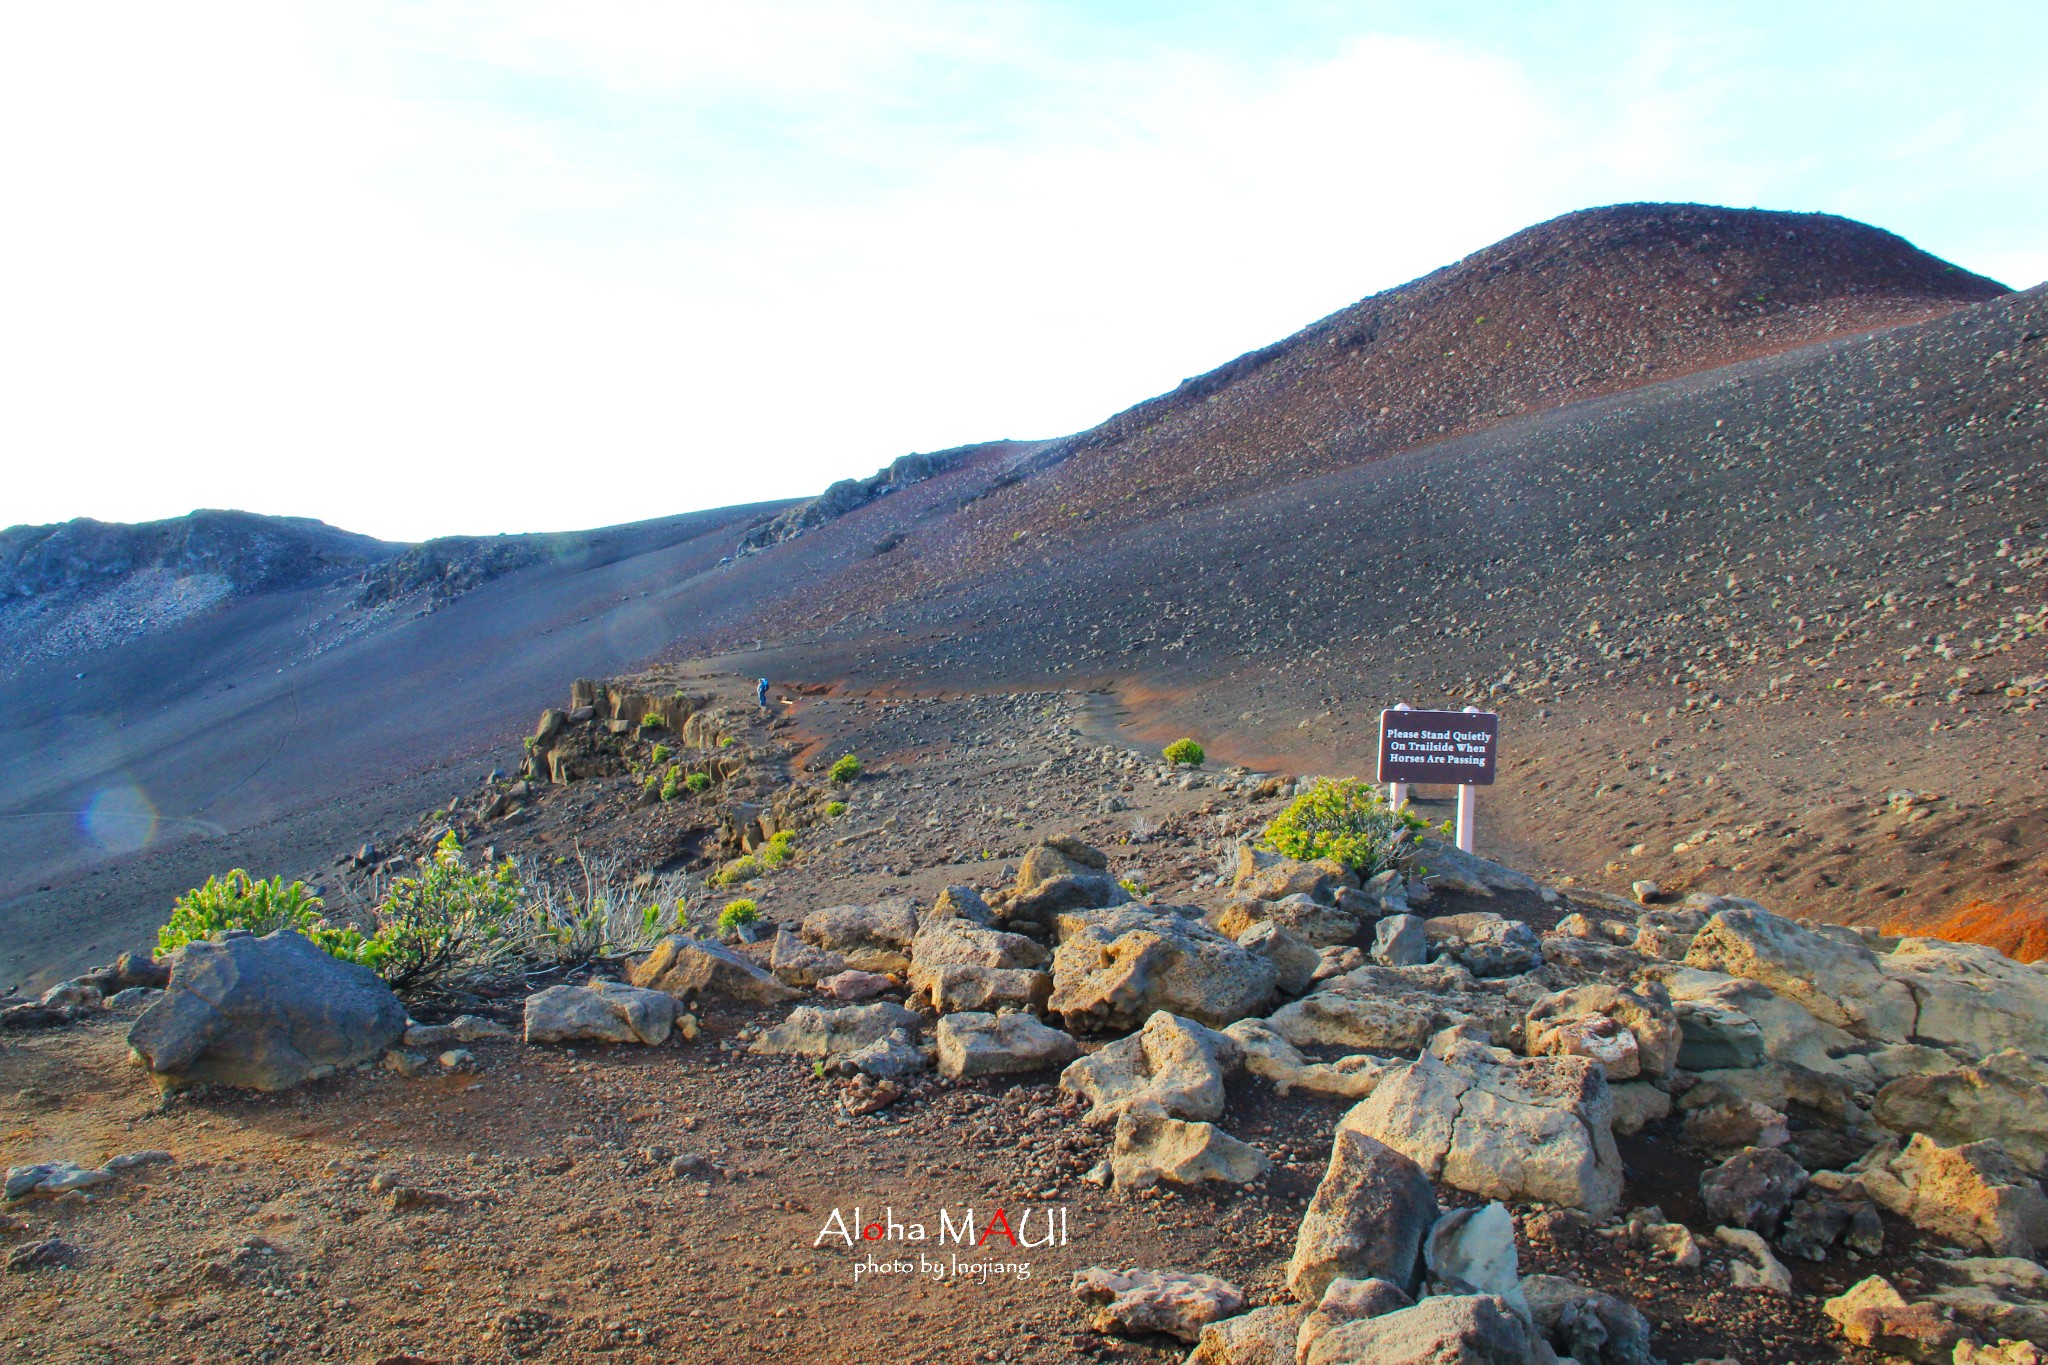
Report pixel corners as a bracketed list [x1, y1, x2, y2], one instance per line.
[1377, 709, 1499, 786]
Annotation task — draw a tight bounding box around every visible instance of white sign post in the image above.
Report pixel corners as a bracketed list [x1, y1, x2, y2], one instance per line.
[1376, 704, 1500, 856]
[1386, 702, 1412, 811]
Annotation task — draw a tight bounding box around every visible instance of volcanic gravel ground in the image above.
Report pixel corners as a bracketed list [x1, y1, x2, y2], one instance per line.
[0, 685, 1919, 1364]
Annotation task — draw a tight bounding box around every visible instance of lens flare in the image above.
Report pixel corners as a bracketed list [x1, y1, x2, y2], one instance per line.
[82, 785, 158, 855]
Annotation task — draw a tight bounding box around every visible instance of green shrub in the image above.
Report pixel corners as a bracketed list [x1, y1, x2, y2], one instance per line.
[642, 897, 685, 937]
[711, 855, 761, 888]
[717, 900, 760, 935]
[650, 743, 672, 763]
[364, 832, 526, 996]
[759, 830, 796, 868]
[1163, 738, 1205, 767]
[718, 736, 736, 748]
[1261, 778, 1425, 878]
[1118, 876, 1148, 899]
[639, 712, 665, 730]
[828, 754, 862, 783]
[659, 769, 681, 801]
[823, 800, 846, 818]
[685, 771, 712, 793]
[158, 870, 327, 956]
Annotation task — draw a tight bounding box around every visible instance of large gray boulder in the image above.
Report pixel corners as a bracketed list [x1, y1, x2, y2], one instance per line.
[1301, 1293, 1541, 1365]
[1231, 845, 1358, 903]
[1049, 906, 1278, 1032]
[1287, 1129, 1439, 1302]
[1684, 906, 1916, 1042]
[1520, 1274, 1658, 1365]
[1009, 839, 1128, 929]
[524, 979, 676, 1045]
[1341, 1030, 1623, 1217]
[1526, 981, 1682, 1083]
[1858, 1134, 2048, 1257]
[627, 934, 798, 1003]
[128, 930, 407, 1092]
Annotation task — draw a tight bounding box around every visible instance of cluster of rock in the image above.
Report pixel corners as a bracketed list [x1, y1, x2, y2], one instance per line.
[0, 951, 167, 1029]
[521, 679, 731, 789]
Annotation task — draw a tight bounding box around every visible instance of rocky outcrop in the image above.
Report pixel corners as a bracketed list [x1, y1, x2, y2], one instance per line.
[1223, 1018, 1390, 1100]
[749, 1002, 923, 1072]
[128, 930, 407, 1092]
[1048, 906, 1278, 1032]
[1341, 1030, 1623, 1217]
[1267, 962, 1545, 1054]
[1880, 938, 2048, 1060]
[1525, 982, 1681, 1083]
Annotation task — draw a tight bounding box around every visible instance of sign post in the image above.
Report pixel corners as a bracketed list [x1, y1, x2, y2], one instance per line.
[1376, 706, 1499, 854]
[1385, 702, 1413, 811]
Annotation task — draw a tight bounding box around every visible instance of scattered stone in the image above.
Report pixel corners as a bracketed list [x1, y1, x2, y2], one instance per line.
[628, 934, 799, 1004]
[1049, 907, 1278, 1031]
[749, 1001, 921, 1062]
[1072, 1265, 1245, 1343]
[1824, 1275, 1976, 1363]
[934, 1011, 1078, 1080]
[1232, 846, 1357, 904]
[1608, 1081, 1673, 1136]
[1684, 906, 1916, 1042]
[523, 980, 675, 1046]
[1235, 921, 1320, 995]
[767, 928, 848, 988]
[1519, 1273, 1658, 1365]
[817, 969, 893, 1002]
[1300, 1293, 1541, 1365]
[1441, 919, 1545, 978]
[1187, 1303, 1306, 1365]
[1294, 1277, 1414, 1362]
[1341, 1029, 1624, 1216]
[5, 1161, 113, 1199]
[1371, 914, 1428, 968]
[402, 1015, 512, 1048]
[104, 987, 161, 1010]
[1700, 1147, 1809, 1233]
[1109, 1104, 1269, 1190]
[800, 899, 920, 974]
[1060, 1011, 1241, 1126]
[1223, 1018, 1390, 1100]
[669, 1154, 722, 1181]
[1715, 1226, 1793, 1293]
[128, 929, 408, 1092]
[1632, 880, 1661, 903]
[921, 964, 1051, 1014]
[6, 1237, 79, 1272]
[437, 1049, 472, 1070]
[1858, 1134, 2048, 1256]
[1684, 1098, 1791, 1155]
[1424, 1203, 1525, 1313]
[1287, 1129, 1438, 1301]
[1874, 1049, 2048, 1171]
[1526, 982, 1681, 1082]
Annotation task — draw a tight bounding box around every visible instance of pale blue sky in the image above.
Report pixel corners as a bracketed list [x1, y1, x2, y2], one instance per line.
[3, 2, 2043, 541]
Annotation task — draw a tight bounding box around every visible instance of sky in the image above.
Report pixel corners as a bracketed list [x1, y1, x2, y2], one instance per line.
[2, 2, 2044, 543]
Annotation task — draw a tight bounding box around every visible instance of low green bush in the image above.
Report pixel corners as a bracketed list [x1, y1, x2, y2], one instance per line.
[823, 800, 847, 818]
[659, 769, 681, 801]
[759, 830, 796, 868]
[1262, 778, 1425, 878]
[650, 743, 672, 764]
[1163, 738, 1205, 767]
[711, 855, 761, 888]
[685, 771, 712, 793]
[158, 870, 327, 956]
[716, 900, 760, 935]
[639, 712, 665, 730]
[366, 833, 526, 996]
[828, 754, 862, 783]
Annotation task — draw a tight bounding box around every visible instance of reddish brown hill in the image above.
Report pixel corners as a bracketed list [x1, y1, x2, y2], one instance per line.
[758, 202, 2006, 633]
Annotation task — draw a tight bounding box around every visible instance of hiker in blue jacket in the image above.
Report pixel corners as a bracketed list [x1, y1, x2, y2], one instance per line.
[757, 678, 770, 709]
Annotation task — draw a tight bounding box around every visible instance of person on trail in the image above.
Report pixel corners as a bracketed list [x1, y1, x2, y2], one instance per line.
[757, 678, 770, 709]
